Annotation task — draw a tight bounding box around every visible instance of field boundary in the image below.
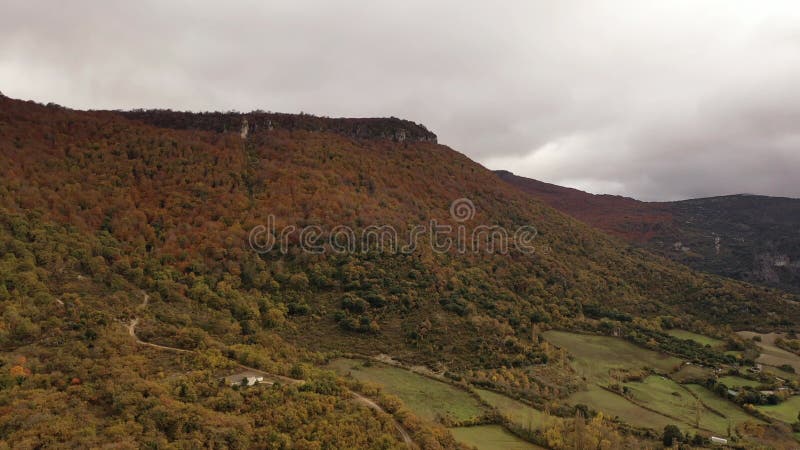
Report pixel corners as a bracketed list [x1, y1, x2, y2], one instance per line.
[597, 383, 714, 433]
[677, 383, 727, 419]
[336, 353, 556, 447]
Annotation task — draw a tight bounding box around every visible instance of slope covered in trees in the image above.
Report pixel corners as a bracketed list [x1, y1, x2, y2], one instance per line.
[497, 170, 800, 294]
[1, 94, 798, 446]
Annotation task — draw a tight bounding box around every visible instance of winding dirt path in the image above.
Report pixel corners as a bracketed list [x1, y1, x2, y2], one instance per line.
[125, 292, 415, 448]
[126, 293, 192, 353]
[351, 391, 415, 447]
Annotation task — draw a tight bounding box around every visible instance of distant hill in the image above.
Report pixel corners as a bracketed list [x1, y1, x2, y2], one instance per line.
[497, 170, 800, 293]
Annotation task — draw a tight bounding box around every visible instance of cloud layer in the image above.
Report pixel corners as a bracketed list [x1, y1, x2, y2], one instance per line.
[2, 0, 799, 200]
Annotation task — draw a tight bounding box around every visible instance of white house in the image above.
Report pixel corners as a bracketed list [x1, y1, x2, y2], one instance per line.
[223, 371, 271, 387]
[710, 436, 728, 445]
[243, 376, 264, 386]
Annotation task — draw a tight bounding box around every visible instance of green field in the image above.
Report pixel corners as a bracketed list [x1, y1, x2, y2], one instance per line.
[756, 396, 800, 423]
[763, 365, 800, 382]
[540, 331, 756, 435]
[718, 375, 761, 388]
[474, 388, 556, 431]
[542, 331, 681, 384]
[755, 343, 800, 372]
[684, 384, 762, 434]
[327, 358, 486, 423]
[567, 384, 678, 431]
[624, 376, 706, 431]
[737, 331, 800, 373]
[543, 331, 688, 432]
[672, 364, 713, 383]
[612, 377, 759, 435]
[449, 425, 545, 450]
[666, 329, 724, 347]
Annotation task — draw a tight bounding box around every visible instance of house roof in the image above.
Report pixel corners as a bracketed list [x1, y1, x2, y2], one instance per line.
[223, 370, 274, 386]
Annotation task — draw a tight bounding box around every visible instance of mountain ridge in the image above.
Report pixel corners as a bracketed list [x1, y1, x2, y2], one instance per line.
[497, 170, 800, 293]
[118, 108, 437, 143]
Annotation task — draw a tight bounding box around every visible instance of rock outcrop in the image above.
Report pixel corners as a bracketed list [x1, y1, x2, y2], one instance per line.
[119, 109, 437, 143]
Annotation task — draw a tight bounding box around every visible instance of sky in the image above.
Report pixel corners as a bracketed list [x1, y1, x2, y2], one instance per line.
[2, 0, 799, 201]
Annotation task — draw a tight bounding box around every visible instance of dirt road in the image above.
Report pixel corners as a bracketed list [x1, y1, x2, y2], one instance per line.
[126, 292, 415, 448]
[351, 391, 415, 448]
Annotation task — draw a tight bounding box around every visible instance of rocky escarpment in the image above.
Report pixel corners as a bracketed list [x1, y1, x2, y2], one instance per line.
[118, 109, 437, 143]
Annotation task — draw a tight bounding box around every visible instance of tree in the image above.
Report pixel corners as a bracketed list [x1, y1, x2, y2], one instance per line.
[694, 399, 701, 428]
[662, 424, 682, 447]
[574, 409, 586, 450]
[289, 364, 306, 379]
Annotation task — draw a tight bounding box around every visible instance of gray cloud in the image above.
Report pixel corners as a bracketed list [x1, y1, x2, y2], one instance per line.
[2, 0, 799, 200]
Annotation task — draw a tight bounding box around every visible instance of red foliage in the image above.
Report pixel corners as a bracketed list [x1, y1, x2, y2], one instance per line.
[496, 170, 674, 243]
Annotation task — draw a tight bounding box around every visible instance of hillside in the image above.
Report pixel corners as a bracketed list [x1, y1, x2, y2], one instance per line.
[497, 170, 800, 294]
[2, 94, 800, 447]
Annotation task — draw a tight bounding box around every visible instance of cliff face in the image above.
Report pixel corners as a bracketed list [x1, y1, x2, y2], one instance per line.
[118, 109, 437, 143]
[0, 91, 437, 143]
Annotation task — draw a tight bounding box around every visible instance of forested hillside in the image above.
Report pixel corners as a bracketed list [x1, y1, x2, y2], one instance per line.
[1, 94, 798, 447]
[497, 170, 800, 294]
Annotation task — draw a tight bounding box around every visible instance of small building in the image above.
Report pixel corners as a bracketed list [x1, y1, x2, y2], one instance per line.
[223, 370, 273, 387]
[243, 376, 263, 386]
[710, 436, 728, 445]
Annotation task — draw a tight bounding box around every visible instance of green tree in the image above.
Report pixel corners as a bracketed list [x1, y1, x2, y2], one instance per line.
[662, 424, 682, 447]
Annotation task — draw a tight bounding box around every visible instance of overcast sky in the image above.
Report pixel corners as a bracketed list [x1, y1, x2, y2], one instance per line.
[2, 1, 799, 201]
